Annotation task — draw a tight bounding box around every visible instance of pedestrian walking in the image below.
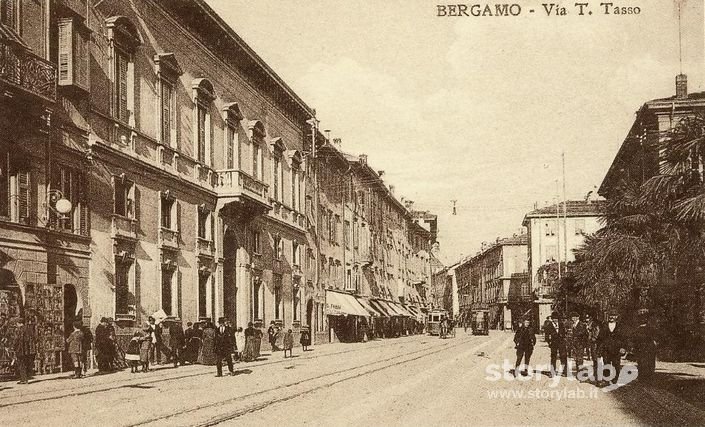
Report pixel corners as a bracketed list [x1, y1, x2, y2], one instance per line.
[214, 317, 235, 377]
[300, 325, 311, 351]
[80, 324, 93, 374]
[13, 317, 37, 384]
[283, 329, 294, 358]
[634, 312, 657, 382]
[545, 311, 567, 377]
[513, 319, 536, 376]
[183, 322, 200, 364]
[571, 314, 589, 373]
[234, 327, 245, 361]
[125, 332, 141, 373]
[599, 311, 625, 385]
[148, 316, 172, 365]
[66, 321, 84, 379]
[241, 322, 257, 362]
[94, 317, 112, 373]
[542, 316, 552, 342]
[200, 320, 217, 365]
[586, 314, 601, 381]
[268, 321, 278, 352]
[139, 323, 153, 372]
[168, 319, 185, 367]
[254, 327, 263, 358]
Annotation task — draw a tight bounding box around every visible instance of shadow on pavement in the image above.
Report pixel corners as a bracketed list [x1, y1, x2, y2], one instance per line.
[233, 369, 252, 376]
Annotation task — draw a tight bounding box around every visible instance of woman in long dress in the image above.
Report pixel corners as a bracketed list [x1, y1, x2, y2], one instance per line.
[253, 327, 263, 359]
[241, 322, 256, 362]
[198, 321, 217, 365]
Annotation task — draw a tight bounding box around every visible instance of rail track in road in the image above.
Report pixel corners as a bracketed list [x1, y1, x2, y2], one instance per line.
[133, 333, 507, 427]
[0, 333, 479, 410]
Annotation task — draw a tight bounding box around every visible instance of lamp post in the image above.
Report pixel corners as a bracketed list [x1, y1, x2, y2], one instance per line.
[47, 189, 72, 220]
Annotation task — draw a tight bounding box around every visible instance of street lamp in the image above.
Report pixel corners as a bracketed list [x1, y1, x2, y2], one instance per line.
[47, 189, 72, 218]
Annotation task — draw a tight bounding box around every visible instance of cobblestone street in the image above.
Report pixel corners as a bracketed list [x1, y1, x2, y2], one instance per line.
[3, 331, 704, 426]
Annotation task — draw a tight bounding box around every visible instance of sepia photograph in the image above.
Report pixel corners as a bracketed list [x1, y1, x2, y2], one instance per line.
[0, 0, 704, 425]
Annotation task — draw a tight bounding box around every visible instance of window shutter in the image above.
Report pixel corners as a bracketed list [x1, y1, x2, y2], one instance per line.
[176, 200, 182, 233]
[79, 173, 89, 236]
[76, 30, 89, 89]
[58, 19, 74, 86]
[17, 171, 30, 224]
[118, 54, 129, 122]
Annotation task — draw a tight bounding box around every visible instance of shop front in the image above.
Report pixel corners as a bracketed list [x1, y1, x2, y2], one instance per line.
[325, 290, 369, 343]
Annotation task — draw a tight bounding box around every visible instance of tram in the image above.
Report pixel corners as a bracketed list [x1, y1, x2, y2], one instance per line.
[426, 309, 448, 336]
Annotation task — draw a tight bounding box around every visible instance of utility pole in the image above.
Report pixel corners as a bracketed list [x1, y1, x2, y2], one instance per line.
[562, 152, 568, 314]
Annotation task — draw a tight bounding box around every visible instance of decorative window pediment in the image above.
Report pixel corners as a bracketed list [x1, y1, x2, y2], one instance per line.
[154, 53, 183, 81]
[248, 120, 265, 139]
[192, 78, 215, 103]
[106, 16, 142, 51]
[222, 102, 243, 125]
[286, 149, 302, 166]
[270, 137, 286, 154]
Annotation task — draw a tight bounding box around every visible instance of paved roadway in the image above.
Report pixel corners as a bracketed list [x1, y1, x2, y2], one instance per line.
[2, 330, 705, 426]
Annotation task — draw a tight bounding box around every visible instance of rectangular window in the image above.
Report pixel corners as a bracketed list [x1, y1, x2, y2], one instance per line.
[253, 144, 261, 180]
[252, 229, 261, 254]
[113, 178, 133, 218]
[274, 236, 282, 259]
[161, 267, 174, 316]
[115, 259, 131, 316]
[545, 220, 556, 236]
[293, 242, 300, 266]
[197, 105, 207, 164]
[574, 219, 585, 235]
[226, 125, 236, 169]
[161, 80, 174, 146]
[115, 50, 130, 123]
[293, 287, 299, 322]
[273, 157, 280, 201]
[161, 197, 174, 229]
[197, 209, 209, 240]
[344, 221, 351, 249]
[274, 274, 282, 320]
[51, 165, 87, 234]
[545, 245, 557, 262]
[198, 272, 209, 319]
[291, 169, 296, 209]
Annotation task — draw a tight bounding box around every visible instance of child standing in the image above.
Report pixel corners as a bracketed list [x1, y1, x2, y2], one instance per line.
[140, 324, 153, 372]
[125, 331, 141, 373]
[66, 321, 84, 379]
[283, 329, 294, 358]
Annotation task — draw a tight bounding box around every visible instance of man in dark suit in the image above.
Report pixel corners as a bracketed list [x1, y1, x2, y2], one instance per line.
[513, 319, 536, 376]
[214, 317, 235, 377]
[168, 319, 185, 367]
[599, 311, 625, 385]
[13, 317, 37, 384]
[545, 311, 568, 377]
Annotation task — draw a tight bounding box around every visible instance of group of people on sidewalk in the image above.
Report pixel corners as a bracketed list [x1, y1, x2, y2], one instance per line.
[8, 314, 314, 384]
[514, 310, 657, 385]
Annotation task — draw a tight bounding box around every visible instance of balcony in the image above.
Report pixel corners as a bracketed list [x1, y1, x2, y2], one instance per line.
[58, 0, 87, 18]
[159, 228, 180, 250]
[216, 169, 271, 217]
[111, 215, 137, 241]
[0, 36, 56, 103]
[196, 237, 214, 257]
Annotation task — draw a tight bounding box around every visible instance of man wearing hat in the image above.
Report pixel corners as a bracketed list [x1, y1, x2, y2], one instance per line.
[94, 317, 112, 373]
[167, 318, 185, 368]
[599, 311, 625, 385]
[13, 317, 37, 384]
[544, 311, 566, 376]
[214, 317, 235, 377]
[585, 313, 601, 380]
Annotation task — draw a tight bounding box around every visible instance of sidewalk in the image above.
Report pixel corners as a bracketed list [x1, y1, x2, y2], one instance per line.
[0, 333, 423, 403]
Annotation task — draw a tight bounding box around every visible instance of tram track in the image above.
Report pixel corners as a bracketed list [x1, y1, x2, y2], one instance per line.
[0, 333, 466, 409]
[132, 333, 505, 427]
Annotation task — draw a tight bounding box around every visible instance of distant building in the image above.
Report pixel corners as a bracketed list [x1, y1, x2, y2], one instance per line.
[456, 234, 528, 330]
[522, 200, 603, 322]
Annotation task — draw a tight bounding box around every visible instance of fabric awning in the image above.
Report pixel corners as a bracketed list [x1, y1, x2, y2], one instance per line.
[325, 290, 369, 317]
[355, 297, 386, 317]
[369, 299, 394, 317]
[389, 302, 414, 317]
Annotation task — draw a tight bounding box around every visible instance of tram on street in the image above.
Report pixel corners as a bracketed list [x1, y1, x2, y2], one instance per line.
[426, 309, 448, 336]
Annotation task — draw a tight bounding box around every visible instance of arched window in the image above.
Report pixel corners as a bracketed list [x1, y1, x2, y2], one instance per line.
[106, 16, 142, 125]
[248, 120, 265, 180]
[155, 53, 183, 148]
[222, 102, 243, 170]
[192, 78, 215, 166]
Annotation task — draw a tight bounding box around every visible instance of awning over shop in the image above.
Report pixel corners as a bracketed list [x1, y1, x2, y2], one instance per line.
[369, 299, 395, 317]
[355, 297, 386, 317]
[389, 302, 414, 317]
[325, 290, 369, 317]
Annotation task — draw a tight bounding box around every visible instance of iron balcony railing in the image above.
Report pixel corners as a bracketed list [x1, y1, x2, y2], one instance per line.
[0, 38, 57, 102]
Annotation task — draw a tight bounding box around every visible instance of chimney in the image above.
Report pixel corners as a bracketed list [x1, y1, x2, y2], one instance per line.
[389, 185, 395, 194]
[333, 138, 342, 148]
[359, 154, 367, 165]
[676, 74, 687, 99]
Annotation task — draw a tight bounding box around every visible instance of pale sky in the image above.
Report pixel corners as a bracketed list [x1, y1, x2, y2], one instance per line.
[206, 0, 704, 264]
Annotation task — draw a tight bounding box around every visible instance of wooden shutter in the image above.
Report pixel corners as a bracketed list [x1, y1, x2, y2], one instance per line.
[118, 53, 129, 122]
[17, 171, 30, 224]
[198, 106, 206, 163]
[176, 199, 182, 233]
[58, 19, 74, 85]
[76, 28, 89, 89]
[79, 172, 89, 236]
[161, 82, 171, 144]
